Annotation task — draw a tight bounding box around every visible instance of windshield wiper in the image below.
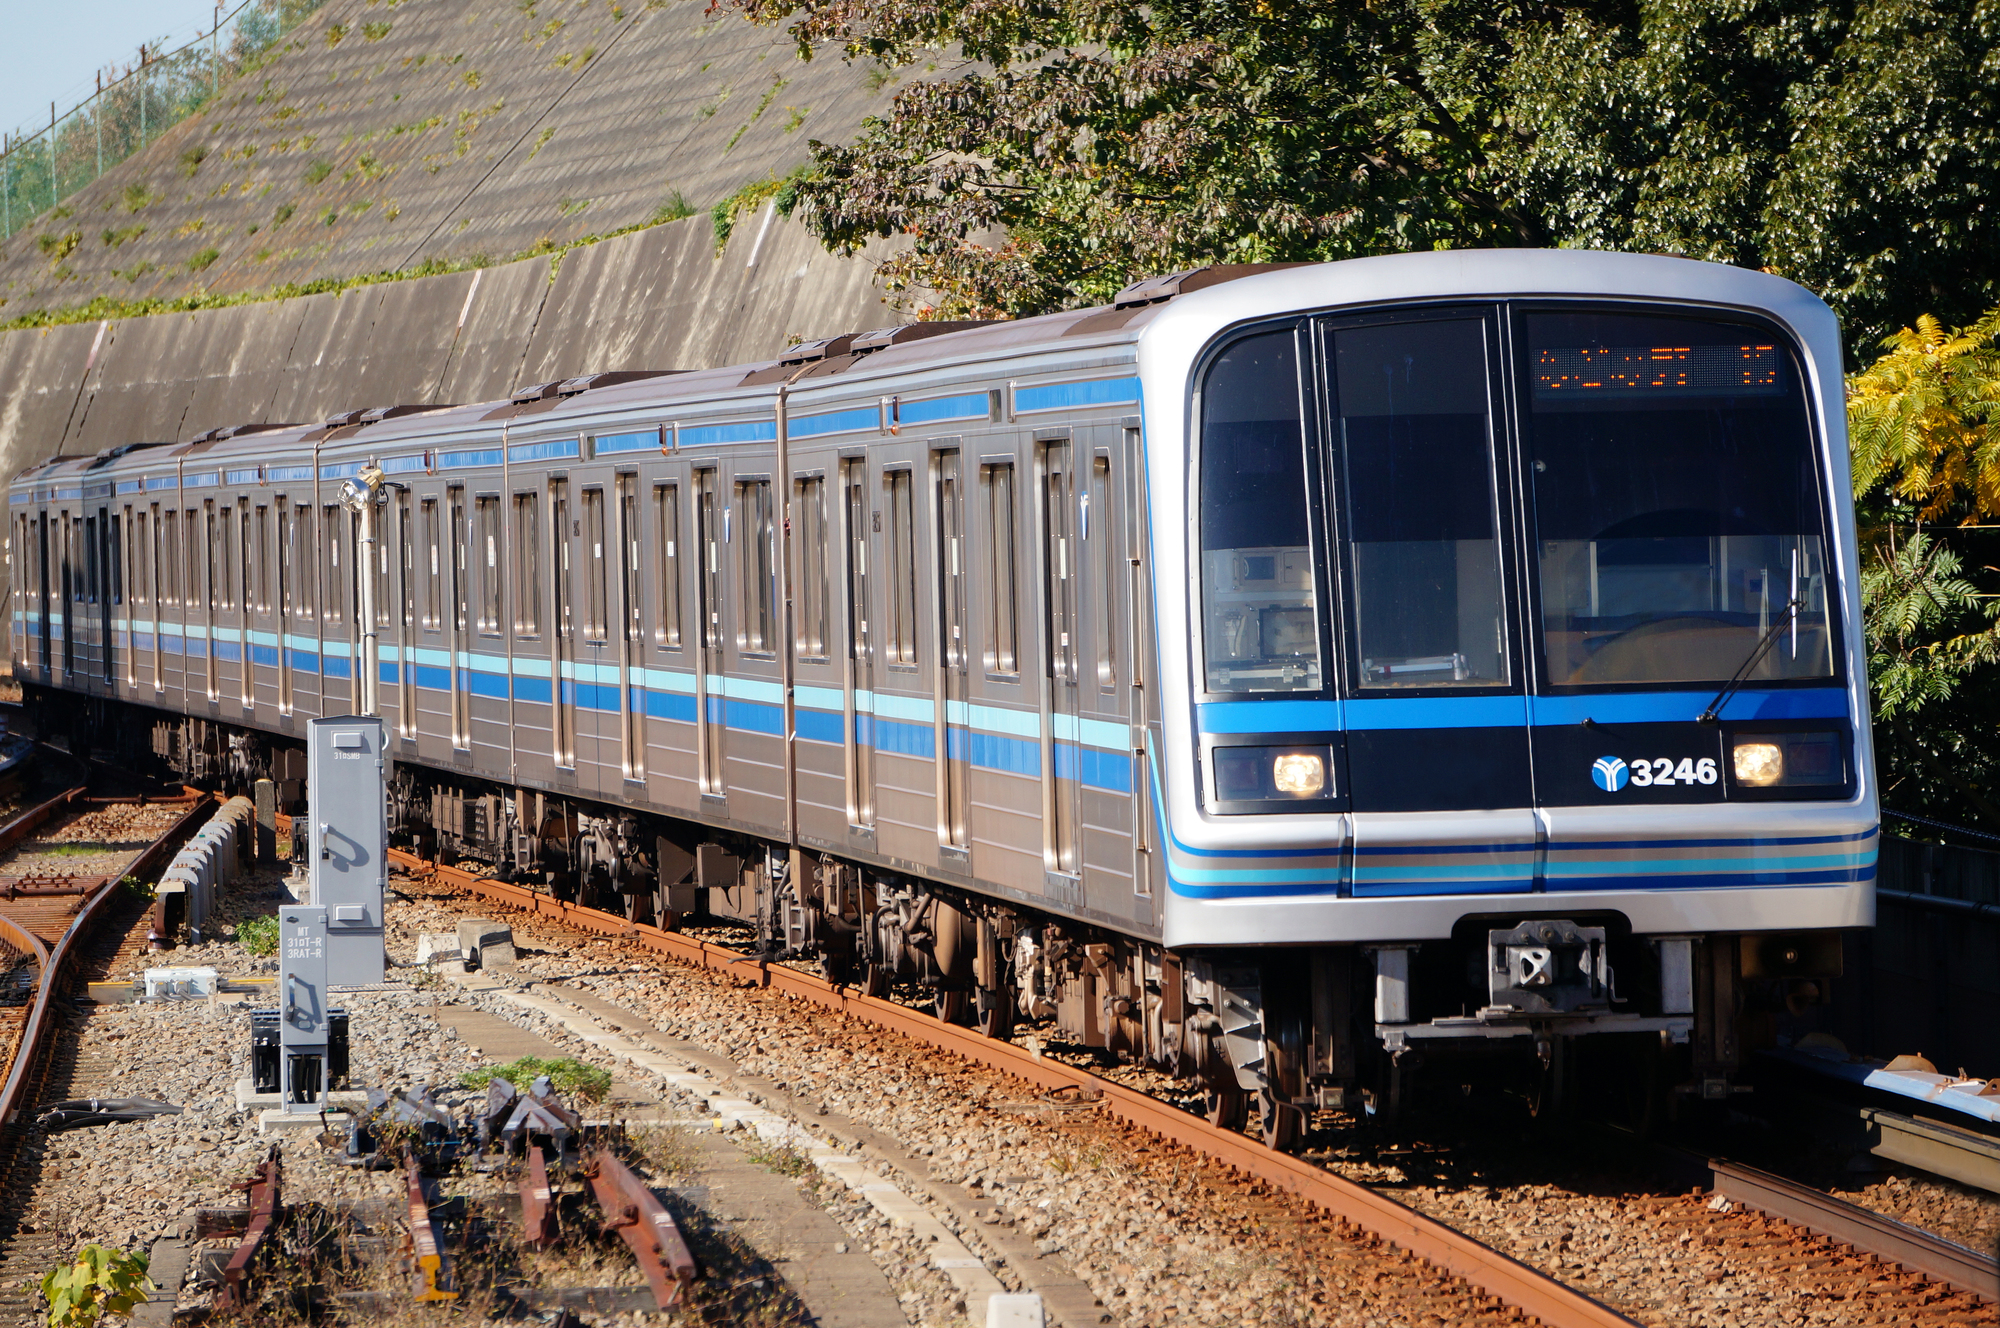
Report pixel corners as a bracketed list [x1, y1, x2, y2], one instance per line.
[1696, 597, 1807, 724]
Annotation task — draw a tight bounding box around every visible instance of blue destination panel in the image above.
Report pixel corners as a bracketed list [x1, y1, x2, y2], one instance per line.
[595, 429, 662, 454]
[1015, 377, 1141, 414]
[791, 407, 879, 439]
[899, 393, 990, 426]
[508, 438, 582, 463]
[438, 448, 503, 469]
[681, 420, 777, 449]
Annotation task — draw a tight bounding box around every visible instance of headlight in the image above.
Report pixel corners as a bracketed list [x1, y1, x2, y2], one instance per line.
[1732, 741, 1783, 786]
[1272, 752, 1325, 796]
[1209, 745, 1336, 806]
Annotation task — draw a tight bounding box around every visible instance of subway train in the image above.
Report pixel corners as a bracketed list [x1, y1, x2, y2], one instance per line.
[10, 250, 1876, 1144]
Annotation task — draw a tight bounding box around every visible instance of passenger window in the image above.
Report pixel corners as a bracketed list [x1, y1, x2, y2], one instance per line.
[131, 511, 147, 606]
[322, 505, 344, 624]
[618, 477, 641, 642]
[984, 463, 1018, 675]
[111, 513, 125, 605]
[513, 493, 541, 635]
[421, 498, 442, 630]
[1332, 319, 1506, 688]
[476, 496, 502, 635]
[397, 492, 415, 631]
[275, 501, 290, 618]
[582, 488, 608, 642]
[449, 488, 468, 634]
[1199, 330, 1318, 693]
[294, 504, 315, 620]
[736, 479, 775, 654]
[1092, 454, 1115, 687]
[550, 482, 572, 640]
[252, 504, 268, 613]
[885, 469, 918, 666]
[84, 515, 98, 604]
[795, 476, 829, 660]
[654, 483, 681, 648]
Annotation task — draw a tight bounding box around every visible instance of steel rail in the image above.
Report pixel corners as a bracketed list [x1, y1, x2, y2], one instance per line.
[0, 747, 89, 856]
[390, 850, 1640, 1328]
[0, 793, 211, 1129]
[1711, 1158, 1998, 1301]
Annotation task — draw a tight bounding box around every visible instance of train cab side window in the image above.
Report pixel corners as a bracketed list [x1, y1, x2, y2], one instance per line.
[582, 487, 609, 643]
[736, 479, 776, 654]
[886, 469, 918, 666]
[795, 476, 829, 660]
[1332, 319, 1508, 689]
[1198, 329, 1320, 693]
[654, 483, 681, 648]
[513, 493, 541, 636]
[476, 496, 502, 635]
[983, 462, 1019, 676]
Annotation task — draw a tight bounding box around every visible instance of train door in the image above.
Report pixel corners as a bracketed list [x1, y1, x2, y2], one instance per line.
[274, 497, 293, 715]
[549, 478, 576, 770]
[1037, 434, 1083, 885]
[614, 473, 642, 782]
[58, 511, 75, 679]
[395, 491, 417, 739]
[579, 480, 613, 785]
[1318, 311, 1534, 892]
[694, 467, 724, 797]
[840, 458, 875, 832]
[35, 512, 50, 677]
[1074, 435, 1143, 913]
[932, 446, 970, 854]
[448, 485, 470, 750]
[104, 504, 122, 689]
[1122, 425, 1156, 907]
[200, 501, 219, 702]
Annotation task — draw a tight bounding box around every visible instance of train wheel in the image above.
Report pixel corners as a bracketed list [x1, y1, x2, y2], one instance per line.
[934, 988, 969, 1025]
[975, 987, 1014, 1041]
[1207, 1085, 1249, 1132]
[862, 963, 892, 999]
[1259, 1089, 1303, 1152]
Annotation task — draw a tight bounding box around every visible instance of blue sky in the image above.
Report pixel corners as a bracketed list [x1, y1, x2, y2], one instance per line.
[0, 0, 233, 141]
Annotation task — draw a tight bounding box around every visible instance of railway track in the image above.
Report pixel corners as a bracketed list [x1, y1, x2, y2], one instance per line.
[0, 775, 210, 1324]
[384, 847, 2000, 1327]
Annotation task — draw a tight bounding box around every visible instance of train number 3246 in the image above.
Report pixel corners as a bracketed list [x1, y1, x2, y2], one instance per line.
[1591, 756, 1718, 792]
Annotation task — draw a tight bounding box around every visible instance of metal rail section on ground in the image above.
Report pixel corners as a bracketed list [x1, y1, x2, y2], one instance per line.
[1711, 1159, 1998, 1301]
[389, 849, 1642, 1328]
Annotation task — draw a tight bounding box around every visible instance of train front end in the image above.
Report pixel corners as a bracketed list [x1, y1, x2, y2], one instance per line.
[1140, 251, 1873, 1124]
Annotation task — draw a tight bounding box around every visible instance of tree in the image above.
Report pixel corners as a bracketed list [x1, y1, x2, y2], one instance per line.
[726, 0, 2000, 347]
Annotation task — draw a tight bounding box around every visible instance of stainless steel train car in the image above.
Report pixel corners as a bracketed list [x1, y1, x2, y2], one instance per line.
[10, 250, 1876, 1144]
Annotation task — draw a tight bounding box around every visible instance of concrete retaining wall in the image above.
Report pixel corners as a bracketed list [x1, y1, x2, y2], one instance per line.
[0, 205, 898, 647]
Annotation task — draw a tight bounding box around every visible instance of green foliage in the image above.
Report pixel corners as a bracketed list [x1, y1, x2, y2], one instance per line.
[649, 191, 695, 225]
[42, 1245, 151, 1328]
[185, 247, 220, 273]
[459, 1056, 612, 1103]
[362, 21, 392, 41]
[272, 202, 295, 226]
[236, 913, 278, 957]
[303, 158, 332, 185]
[710, 165, 811, 251]
[118, 875, 154, 902]
[1850, 310, 2000, 828]
[725, 0, 2000, 337]
[179, 145, 210, 178]
[37, 232, 80, 264]
[121, 183, 158, 214]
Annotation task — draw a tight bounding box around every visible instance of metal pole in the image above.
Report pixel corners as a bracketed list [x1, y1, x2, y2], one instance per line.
[212, 7, 219, 102]
[139, 47, 147, 149]
[358, 496, 380, 717]
[95, 74, 102, 179]
[3, 134, 10, 239]
[49, 102, 57, 212]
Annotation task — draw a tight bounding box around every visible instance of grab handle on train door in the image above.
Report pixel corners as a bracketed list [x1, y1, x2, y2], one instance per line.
[319, 821, 331, 861]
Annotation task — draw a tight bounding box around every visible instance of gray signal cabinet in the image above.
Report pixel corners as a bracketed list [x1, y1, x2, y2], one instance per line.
[279, 905, 330, 1113]
[307, 717, 387, 986]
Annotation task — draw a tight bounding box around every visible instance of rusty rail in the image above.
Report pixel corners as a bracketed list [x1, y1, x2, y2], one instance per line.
[1712, 1158, 1998, 1301]
[213, 1146, 283, 1312]
[393, 850, 1639, 1328]
[581, 1147, 698, 1309]
[520, 1144, 557, 1251]
[0, 793, 212, 1129]
[0, 750, 88, 856]
[404, 1147, 459, 1302]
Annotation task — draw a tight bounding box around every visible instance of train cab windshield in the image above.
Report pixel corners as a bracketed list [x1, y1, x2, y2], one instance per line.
[1524, 310, 1834, 689]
